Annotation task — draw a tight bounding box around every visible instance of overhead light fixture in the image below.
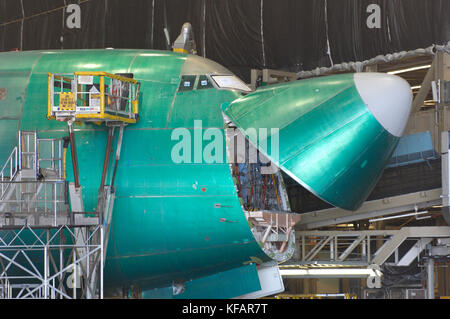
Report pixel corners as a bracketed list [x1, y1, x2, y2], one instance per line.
[369, 210, 429, 223]
[423, 100, 436, 107]
[411, 85, 421, 90]
[279, 268, 381, 278]
[387, 65, 431, 75]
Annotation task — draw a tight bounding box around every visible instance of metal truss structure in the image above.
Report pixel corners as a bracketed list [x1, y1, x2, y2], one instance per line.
[292, 227, 450, 267]
[0, 130, 105, 299]
[0, 225, 103, 299]
[0, 224, 103, 299]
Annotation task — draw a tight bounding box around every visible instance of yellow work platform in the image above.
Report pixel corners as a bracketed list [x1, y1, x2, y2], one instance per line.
[48, 71, 140, 124]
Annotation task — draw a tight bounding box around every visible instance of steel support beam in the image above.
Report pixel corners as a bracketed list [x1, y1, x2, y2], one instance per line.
[294, 227, 450, 268]
[396, 238, 432, 266]
[372, 227, 450, 265]
[338, 235, 365, 262]
[442, 131, 450, 224]
[410, 59, 436, 113]
[295, 189, 442, 230]
[404, 109, 435, 135]
[426, 258, 435, 299]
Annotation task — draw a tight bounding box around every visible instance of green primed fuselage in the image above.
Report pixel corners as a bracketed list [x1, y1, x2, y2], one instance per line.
[0, 49, 401, 292]
[0, 49, 270, 290]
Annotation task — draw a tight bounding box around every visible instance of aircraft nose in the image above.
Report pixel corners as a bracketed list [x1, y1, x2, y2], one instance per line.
[223, 72, 413, 211]
[354, 73, 413, 137]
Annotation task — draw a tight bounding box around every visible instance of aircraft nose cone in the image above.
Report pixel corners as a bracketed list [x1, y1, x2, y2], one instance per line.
[354, 72, 412, 137]
[223, 72, 412, 211]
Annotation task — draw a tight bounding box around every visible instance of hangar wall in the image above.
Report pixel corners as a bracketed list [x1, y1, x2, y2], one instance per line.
[0, 0, 448, 81]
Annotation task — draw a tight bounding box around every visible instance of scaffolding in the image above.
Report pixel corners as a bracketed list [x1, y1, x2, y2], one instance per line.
[0, 131, 104, 299]
[292, 227, 450, 267]
[0, 224, 103, 299]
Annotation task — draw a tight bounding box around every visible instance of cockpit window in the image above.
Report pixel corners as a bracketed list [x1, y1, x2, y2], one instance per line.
[197, 75, 213, 90]
[178, 75, 196, 92]
[210, 75, 252, 93]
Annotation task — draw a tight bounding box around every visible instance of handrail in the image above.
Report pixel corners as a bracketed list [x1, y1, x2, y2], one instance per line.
[0, 146, 17, 177]
[74, 71, 139, 84]
[37, 137, 63, 179]
[0, 180, 70, 227]
[18, 131, 38, 176]
[0, 146, 18, 199]
[47, 71, 140, 124]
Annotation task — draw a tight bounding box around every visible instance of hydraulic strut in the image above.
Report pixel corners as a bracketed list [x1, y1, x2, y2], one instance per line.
[68, 120, 80, 188]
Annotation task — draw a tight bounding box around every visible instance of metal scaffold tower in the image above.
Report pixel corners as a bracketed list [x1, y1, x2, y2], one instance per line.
[0, 131, 103, 299]
[0, 71, 140, 299]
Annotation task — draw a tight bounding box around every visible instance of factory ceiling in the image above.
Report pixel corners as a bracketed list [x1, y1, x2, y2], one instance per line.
[0, 0, 448, 82]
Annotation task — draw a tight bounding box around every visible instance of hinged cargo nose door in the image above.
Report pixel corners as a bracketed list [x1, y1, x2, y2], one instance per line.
[222, 73, 409, 211]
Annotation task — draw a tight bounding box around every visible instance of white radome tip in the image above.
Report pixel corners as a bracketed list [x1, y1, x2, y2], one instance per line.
[354, 72, 413, 137]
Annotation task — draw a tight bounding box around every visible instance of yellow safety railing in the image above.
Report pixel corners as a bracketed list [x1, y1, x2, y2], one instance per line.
[47, 71, 140, 124]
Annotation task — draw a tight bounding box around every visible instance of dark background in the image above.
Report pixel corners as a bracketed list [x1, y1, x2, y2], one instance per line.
[0, 0, 449, 82]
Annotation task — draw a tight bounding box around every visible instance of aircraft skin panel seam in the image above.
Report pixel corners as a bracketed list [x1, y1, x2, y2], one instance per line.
[108, 240, 260, 260]
[17, 53, 45, 132]
[279, 109, 371, 166]
[312, 126, 386, 193]
[230, 83, 353, 130]
[165, 86, 180, 128]
[127, 51, 144, 74]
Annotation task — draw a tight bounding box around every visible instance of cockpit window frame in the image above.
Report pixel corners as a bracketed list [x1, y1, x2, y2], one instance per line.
[208, 74, 253, 93]
[196, 75, 214, 90]
[178, 75, 197, 92]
